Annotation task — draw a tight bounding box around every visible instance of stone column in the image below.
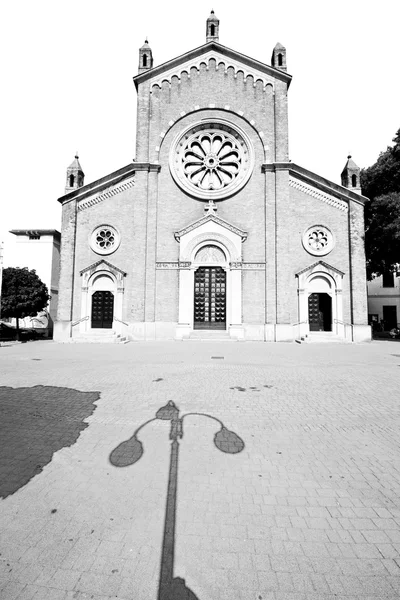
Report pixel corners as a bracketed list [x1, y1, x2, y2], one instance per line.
[275, 166, 293, 341]
[229, 265, 244, 340]
[176, 265, 192, 340]
[143, 168, 159, 340]
[274, 80, 289, 162]
[54, 199, 77, 341]
[348, 201, 371, 341]
[263, 165, 277, 341]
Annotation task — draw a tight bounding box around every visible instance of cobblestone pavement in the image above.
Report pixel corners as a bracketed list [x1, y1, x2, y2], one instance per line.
[1, 340, 400, 600]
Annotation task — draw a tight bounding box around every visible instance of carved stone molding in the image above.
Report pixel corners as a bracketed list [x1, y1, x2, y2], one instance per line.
[289, 178, 348, 213]
[78, 178, 136, 212]
[156, 262, 180, 269]
[150, 51, 275, 91]
[242, 262, 265, 269]
[174, 213, 247, 242]
[182, 232, 240, 263]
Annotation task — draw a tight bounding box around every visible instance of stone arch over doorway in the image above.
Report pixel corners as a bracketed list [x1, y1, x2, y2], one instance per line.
[78, 260, 127, 335]
[90, 274, 115, 329]
[296, 261, 345, 338]
[176, 229, 244, 339]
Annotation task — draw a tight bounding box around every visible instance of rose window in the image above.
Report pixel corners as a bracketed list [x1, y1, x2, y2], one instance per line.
[96, 229, 115, 249]
[90, 225, 120, 255]
[170, 121, 254, 200]
[302, 225, 334, 256]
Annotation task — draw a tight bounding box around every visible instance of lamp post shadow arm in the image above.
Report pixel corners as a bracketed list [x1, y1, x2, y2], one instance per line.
[109, 402, 244, 600]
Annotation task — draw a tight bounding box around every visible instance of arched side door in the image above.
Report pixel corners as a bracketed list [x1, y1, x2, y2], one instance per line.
[91, 291, 114, 329]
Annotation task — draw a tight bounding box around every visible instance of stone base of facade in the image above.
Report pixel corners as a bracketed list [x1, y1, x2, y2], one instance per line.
[53, 320, 72, 342]
[54, 320, 372, 343]
[350, 324, 372, 343]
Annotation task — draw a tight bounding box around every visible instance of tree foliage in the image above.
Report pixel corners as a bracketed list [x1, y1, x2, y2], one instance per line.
[361, 128, 400, 278]
[1, 267, 50, 337]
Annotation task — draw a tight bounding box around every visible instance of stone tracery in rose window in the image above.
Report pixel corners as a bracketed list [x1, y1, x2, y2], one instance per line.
[170, 121, 254, 200]
[90, 225, 120, 255]
[183, 132, 241, 191]
[302, 225, 334, 256]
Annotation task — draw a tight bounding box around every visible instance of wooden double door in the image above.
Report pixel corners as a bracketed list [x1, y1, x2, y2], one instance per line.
[91, 291, 114, 329]
[308, 293, 332, 332]
[194, 267, 226, 330]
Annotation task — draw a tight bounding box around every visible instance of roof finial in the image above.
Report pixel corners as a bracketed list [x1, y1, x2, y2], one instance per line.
[206, 9, 219, 43]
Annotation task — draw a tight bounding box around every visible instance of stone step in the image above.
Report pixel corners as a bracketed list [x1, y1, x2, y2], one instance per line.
[296, 333, 348, 344]
[70, 331, 129, 344]
[185, 330, 237, 342]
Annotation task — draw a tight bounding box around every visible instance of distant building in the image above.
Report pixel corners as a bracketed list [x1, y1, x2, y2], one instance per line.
[54, 12, 371, 343]
[8, 229, 60, 334]
[368, 272, 400, 331]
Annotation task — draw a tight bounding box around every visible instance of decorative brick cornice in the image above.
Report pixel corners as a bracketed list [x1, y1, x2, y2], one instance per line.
[133, 41, 291, 90]
[289, 178, 348, 213]
[77, 178, 136, 212]
[58, 163, 161, 205]
[148, 50, 276, 91]
[262, 162, 368, 206]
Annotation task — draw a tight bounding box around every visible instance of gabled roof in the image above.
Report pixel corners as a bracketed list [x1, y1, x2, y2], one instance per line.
[295, 260, 345, 277]
[133, 41, 292, 89]
[262, 162, 369, 206]
[174, 208, 248, 242]
[58, 162, 160, 205]
[80, 259, 127, 277]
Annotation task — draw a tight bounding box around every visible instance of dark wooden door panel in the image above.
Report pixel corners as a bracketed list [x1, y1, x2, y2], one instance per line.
[91, 291, 114, 329]
[194, 267, 226, 330]
[308, 293, 332, 332]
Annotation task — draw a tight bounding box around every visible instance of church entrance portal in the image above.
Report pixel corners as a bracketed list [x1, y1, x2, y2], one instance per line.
[308, 293, 332, 332]
[91, 291, 114, 329]
[194, 267, 226, 330]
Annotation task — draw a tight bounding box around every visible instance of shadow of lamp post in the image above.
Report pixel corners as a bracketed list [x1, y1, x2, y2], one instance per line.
[109, 401, 245, 600]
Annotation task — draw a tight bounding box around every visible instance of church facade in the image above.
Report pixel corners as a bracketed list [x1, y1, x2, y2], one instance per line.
[54, 12, 371, 343]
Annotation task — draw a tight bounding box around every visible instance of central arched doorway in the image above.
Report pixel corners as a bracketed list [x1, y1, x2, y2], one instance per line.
[91, 290, 114, 328]
[194, 266, 226, 330]
[90, 274, 115, 329]
[193, 244, 227, 330]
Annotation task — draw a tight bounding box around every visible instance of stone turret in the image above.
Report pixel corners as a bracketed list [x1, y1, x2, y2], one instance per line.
[138, 39, 153, 73]
[341, 155, 361, 193]
[65, 154, 84, 194]
[271, 42, 287, 72]
[206, 10, 219, 42]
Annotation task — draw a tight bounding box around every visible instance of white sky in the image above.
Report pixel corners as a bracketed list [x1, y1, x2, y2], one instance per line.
[1, 0, 399, 266]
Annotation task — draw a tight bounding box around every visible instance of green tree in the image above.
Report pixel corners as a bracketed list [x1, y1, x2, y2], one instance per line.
[1, 267, 50, 340]
[361, 128, 400, 278]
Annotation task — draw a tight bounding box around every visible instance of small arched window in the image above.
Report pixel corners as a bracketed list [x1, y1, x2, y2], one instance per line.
[278, 53, 283, 66]
[351, 174, 357, 187]
[143, 54, 147, 67]
[69, 174, 75, 187]
[210, 24, 215, 36]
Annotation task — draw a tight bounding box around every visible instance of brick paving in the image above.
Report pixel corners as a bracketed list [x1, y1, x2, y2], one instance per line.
[0, 340, 400, 599]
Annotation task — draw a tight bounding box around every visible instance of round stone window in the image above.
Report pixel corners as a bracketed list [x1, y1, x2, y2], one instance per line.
[90, 225, 120, 255]
[170, 120, 254, 200]
[302, 225, 334, 256]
